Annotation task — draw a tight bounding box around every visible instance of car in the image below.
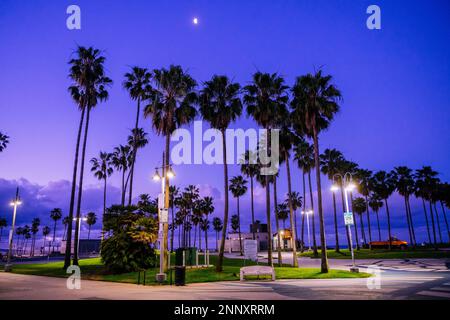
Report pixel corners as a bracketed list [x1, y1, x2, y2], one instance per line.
[369, 237, 408, 250]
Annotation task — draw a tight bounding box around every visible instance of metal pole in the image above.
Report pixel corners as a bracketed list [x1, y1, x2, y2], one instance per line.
[343, 182, 357, 272]
[306, 213, 311, 251]
[5, 188, 19, 272]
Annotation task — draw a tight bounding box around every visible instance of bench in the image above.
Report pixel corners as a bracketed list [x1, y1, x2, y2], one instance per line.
[240, 266, 276, 281]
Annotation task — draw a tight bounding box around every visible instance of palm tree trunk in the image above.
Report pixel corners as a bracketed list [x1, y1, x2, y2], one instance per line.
[440, 201, 450, 243]
[403, 196, 414, 247]
[312, 128, 328, 273]
[198, 225, 202, 251]
[73, 106, 92, 265]
[127, 99, 141, 206]
[301, 171, 306, 252]
[88, 226, 91, 240]
[340, 182, 352, 251]
[434, 203, 443, 243]
[217, 129, 229, 272]
[332, 193, 339, 252]
[365, 196, 372, 245]
[407, 197, 416, 245]
[273, 178, 282, 266]
[359, 214, 366, 245]
[102, 177, 107, 242]
[216, 231, 218, 251]
[285, 152, 298, 267]
[205, 228, 208, 257]
[250, 176, 256, 240]
[52, 220, 57, 253]
[375, 210, 381, 241]
[64, 107, 86, 269]
[163, 137, 170, 272]
[307, 171, 318, 256]
[237, 196, 243, 255]
[350, 193, 360, 250]
[193, 224, 197, 247]
[170, 203, 175, 252]
[422, 198, 432, 244]
[385, 199, 392, 250]
[428, 200, 438, 249]
[121, 169, 126, 206]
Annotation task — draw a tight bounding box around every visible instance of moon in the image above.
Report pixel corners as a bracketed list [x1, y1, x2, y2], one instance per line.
[193, 17, 199, 25]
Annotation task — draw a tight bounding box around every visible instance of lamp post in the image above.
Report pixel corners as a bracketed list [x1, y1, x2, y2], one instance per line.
[331, 173, 359, 273]
[5, 187, 21, 272]
[73, 216, 87, 259]
[301, 209, 313, 251]
[152, 155, 175, 283]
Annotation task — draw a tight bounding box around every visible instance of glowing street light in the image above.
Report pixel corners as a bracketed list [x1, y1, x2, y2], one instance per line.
[5, 187, 21, 272]
[332, 173, 359, 273]
[301, 209, 313, 251]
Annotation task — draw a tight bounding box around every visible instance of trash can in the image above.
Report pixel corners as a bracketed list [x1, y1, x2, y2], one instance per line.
[175, 266, 186, 286]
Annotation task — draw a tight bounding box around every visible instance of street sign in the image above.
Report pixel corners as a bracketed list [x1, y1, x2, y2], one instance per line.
[244, 240, 258, 261]
[344, 211, 354, 226]
[158, 193, 164, 209]
[159, 208, 168, 223]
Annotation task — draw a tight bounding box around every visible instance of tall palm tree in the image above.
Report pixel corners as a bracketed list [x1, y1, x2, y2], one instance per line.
[86, 212, 97, 240]
[144, 65, 197, 272]
[22, 226, 31, 256]
[277, 202, 289, 230]
[169, 186, 180, 252]
[0, 132, 9, 152]
[291, 70, 341, 273]
[30, 218, 40, 257]
[392, 166, 417, 247]
[370, 171, 395, 250]
[355, 169, 374, 247]
[212, 217, 223, 251]
[123, 67, 152, 203]
[368, 194, 383, 241]
[271, 171, 283, 265]
[294, 139, 317, 254]
[67, 46, 112, 267]
[90, 151, 113, 240]
[245, 72, 289, 266]
[199, 74, 242, 271]
[414, 166, 439, 249]
[430, 184, 444, 244]
[112, 145, 132, 206]
[126, 128, 149, 204]
[50, 208, 62, 253]
[42, 226, 50, 256]
[231, 214, 240, 233]
[200, 218, 210, 254]
[0, 217, 7, 243]
[288, 191, 303, 247]
[414, 171, 432, 244]
[240, 150, 259, 240]
[436, 183, 450, 242]
[320, 148, 345, 252]
[352, 197, 367, 245]
[229, 176, 248, 255]
[62, 216, 71, 241]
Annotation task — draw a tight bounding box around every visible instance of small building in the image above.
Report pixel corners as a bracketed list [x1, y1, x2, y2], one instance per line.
[60, 239, 101, 256]
[273, 229, 294, 250]
[222, 222, 269, 252]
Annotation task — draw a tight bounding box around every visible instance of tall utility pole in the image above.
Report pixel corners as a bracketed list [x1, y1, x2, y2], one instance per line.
[5, 187, 21, 272]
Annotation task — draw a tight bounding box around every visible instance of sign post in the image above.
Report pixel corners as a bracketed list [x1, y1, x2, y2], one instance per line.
[244, 239, 258, 263]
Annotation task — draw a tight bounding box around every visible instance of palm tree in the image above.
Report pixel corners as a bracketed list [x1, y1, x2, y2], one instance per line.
[352, 197, 367, 246]
[370, 171, 396, 249]
[414, 166, 439, 249]
[67, 46, 112, 267]
[199, 75, 242, 271]
[288, 191, 303, 247]
[354, 169, 374, 247]
[240, 150, 259, 240]
[50, 208, 62, 253]
[340, 160, 360, 250]
[277, 202, 289, 230]
[0, 132, 9, 152]
[0, 217, 7, 243]
[229, 176, 248, 255]
[15, 227, 23, 255]
[62, 216, 71, 241]
[126, 128, 149, 204]
[270, 170, 283, 265]
[90, 151, 113, 240]
[144, 65, 197, 271]
[212, 217, 223, 252]
[244, 72, 289, 266]
[86, 212, 97, 239]
[22, 226, 31, 256]
[430, 184, 444, 244]
[200, 218, 210, 254]
[368, 194, 383, 241]
[435, 183, 450, 242]
[320, 148, 345, 252]
[112, 145, 132, 206]
[30, 218, 40, 257]
[231, 214, 240, 233]
[42, 226, 50, 256]
[392, 166, 417, 247]
[123, 67, 152, 203]
[291, 70, 342, 273]
[201, 196, 215, 250]
[294, 139, 318, 255]
[169, 186, 180, 252]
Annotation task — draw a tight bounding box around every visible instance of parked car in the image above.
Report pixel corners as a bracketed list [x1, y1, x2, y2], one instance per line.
[370, 237, 408, 250]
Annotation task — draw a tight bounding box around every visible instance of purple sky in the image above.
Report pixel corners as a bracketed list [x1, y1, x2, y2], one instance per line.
[0, 0, 449, 247]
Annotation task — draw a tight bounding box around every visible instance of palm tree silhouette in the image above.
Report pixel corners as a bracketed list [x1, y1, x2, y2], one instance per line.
[0, 217, 7, 243]
[126, 128, 149, 205]
[355, 169, 374, 247]
[169, 186, 180, 252]
[212, 217, 223, 252]
[352, 197, 367, 246]
[200, 75, 242, 271]
[240, 151, 259, 240]
[50, 208, 62, 253]
[0, 132, 9, 152]
[30, 218, 40, 257]
[62, 216, 71, 241]
[91, 151, 113, 240]
[66, 46, 112, 267]
[112, 145, 132, 206]
[42, 226, 50, 256]
[86, 212, 97, 240]
[144, 65, 197, 271]
[229, 176, 248, 255]
[368, 194, 383, 241]
[288, 191, 303, 248]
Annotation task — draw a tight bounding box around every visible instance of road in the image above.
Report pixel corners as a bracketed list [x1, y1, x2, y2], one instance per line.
[0, 259, 449, 300]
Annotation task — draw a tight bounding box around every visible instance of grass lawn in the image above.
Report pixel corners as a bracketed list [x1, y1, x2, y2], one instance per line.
[8, 254, 370, 285]
[298, 248, 450, 259]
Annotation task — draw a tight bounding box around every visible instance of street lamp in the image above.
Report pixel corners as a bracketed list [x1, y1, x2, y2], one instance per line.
[5, 187, 21, 272]
[301, 209, 313, 251]
[73, 216, 88, 259]
[152, 158, 175, 283]
[331, 173, 359, 273]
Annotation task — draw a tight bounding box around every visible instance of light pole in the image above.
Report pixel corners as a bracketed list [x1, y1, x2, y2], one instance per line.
[152, 156, 175, 283]
[331, 173, 359, 273]
[301, 209, 313, 251]
[5, 187, 21, 272]
[73, 216, 87, 259]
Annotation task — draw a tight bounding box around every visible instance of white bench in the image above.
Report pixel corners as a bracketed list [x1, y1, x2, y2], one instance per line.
[240, 266, 276, 281]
